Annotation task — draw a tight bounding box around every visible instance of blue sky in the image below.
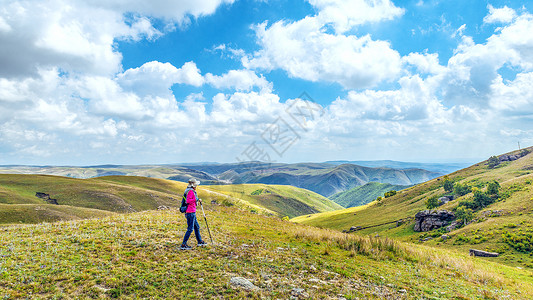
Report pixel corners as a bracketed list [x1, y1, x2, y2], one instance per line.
[0, 0, 532, 165]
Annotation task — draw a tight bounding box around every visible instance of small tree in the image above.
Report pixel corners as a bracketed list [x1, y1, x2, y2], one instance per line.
[384, 190, 397, 198]
[425, 196, 440, 209]
[487, 180, 500, 196]
[456, 206, 473, 226]
[443, 178, 454, 193]
[488, 156, 500, 169]
[473, 190, 493, 208]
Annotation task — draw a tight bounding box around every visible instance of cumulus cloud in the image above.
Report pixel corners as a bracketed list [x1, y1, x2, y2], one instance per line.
[205, 69, 272, 92]
[490, 72, 533, 115]
[118, 61, 204, 97]
[484, 5, 516, 24]
[244, 17, 402, 89]
[0, 0, 233, 78]
[310, 0, 404, 33]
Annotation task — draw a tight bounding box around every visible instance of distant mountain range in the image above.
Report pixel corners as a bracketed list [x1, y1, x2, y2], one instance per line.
[325, 160, 472, 174]
[0, 161, 446, 198]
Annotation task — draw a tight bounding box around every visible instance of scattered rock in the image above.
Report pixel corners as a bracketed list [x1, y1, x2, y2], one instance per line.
[344, 226, 362, 233]
[229, 277, 259, 291]
[446, 220, 462, 232]
[309, 265, 317, 271]
[469, 249, 499, 257]
[414, 210, 455, 232]
[440, 234, 450, 241]
[35, 192, 58, 205]
[290, 288, 309, 298]
[420, 237, 433, 242]
[438, 196, 453, 205]
[157, 205, 170, 210]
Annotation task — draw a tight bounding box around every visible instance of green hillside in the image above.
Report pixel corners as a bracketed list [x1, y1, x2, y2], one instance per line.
[293, 147, 533, 269]
[0, 174, 341, 224]
[0, 206, 531, 298]
[204, 184, 343, 218]
[330, 182, 410, 208]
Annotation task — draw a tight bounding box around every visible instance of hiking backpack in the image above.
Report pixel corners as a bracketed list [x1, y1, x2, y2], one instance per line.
[180, 188, 195, 213]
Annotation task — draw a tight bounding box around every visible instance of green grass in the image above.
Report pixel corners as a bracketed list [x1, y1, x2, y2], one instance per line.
[293, 147, 533, 269]
[204, 184, 343, 218]
[0, 206, 531, 299]
[330, 182, 410, 208]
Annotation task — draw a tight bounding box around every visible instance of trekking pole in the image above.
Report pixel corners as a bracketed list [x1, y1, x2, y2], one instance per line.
[199, 200, 214, 244]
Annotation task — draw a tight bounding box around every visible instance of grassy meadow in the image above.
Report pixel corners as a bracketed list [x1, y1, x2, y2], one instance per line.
[0, 206, 531, 299]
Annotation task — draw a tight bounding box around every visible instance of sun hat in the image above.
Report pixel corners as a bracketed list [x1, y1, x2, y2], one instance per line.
[188, 178, 200, 188]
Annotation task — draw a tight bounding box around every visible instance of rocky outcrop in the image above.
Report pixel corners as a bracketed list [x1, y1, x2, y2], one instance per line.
[499, 149, 530, 162]
[469, 249, 499, 257]
[413, 210, 455, 232]
[35, 192, 58, 205]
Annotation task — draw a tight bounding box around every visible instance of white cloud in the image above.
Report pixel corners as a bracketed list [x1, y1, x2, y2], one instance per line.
[205, 69, 271, 92]
[0, 0, 233, 78]
[309, 0, 404, 33]
[490, 72, 533, 115]
[86, 0, 235, 21]
[118, 61, 204, 98]
[484, 5, 516, 24]
[442, 11, 533, 106]
[244, 17, 402, 89]
[403, 52, 446, 75]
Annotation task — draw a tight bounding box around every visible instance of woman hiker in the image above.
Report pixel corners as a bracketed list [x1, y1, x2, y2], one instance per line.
[180, 178, 207, 250]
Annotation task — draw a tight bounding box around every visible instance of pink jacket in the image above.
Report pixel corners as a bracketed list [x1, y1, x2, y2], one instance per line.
[185, 189, 197, 213]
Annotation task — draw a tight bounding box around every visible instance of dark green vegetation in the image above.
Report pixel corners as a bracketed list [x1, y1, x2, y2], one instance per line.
[330, 182, 410, 208]
[0, 206, 531, 298]
[1, 161, 442, 197]
[0, 174, 341, 224]
[293, 147, 533, 269]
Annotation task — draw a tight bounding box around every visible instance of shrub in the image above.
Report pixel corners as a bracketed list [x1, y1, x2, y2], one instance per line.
[443, 178, 454, 193]
[454, 183, 472, 196]
[455, 206, 473, 226]
[457, 199, 476, 210]
[376, 196, 383, 202]
[251, 189, 263, 195]
[486, 181, 500, 196]
[472, 190, 494, 208]
[425, 196, 440, 209]
[384, 190, 397, 198]
[502, 231, 533, 252]
[488, 156, 500, 169]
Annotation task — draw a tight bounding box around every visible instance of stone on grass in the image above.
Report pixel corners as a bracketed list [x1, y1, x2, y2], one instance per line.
[229, 277, 259, 291]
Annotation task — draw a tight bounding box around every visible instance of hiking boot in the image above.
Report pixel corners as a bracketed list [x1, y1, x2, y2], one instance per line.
[198, 241, 208, 247]
[180, 244, 192, 250]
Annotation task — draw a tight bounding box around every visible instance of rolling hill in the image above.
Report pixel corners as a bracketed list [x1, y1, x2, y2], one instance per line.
[330, 182, 411, 208]
[293, 147, 533, 269]
[0, 174, 341, 224]
[0, 162, 442, 197]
